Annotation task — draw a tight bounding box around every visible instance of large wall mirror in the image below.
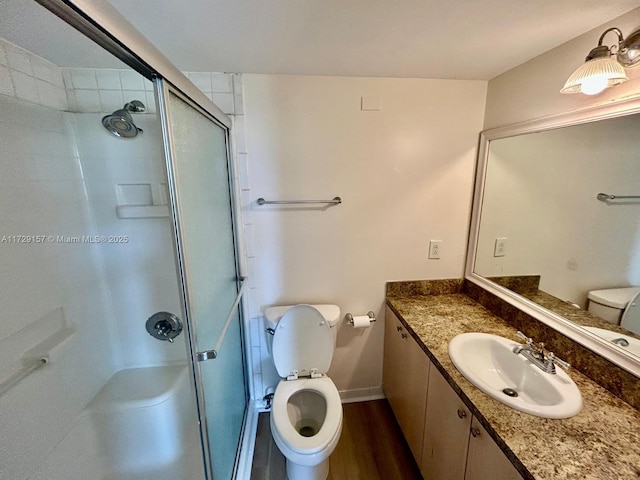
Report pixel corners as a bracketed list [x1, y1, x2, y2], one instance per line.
[466, 99, 640, 378]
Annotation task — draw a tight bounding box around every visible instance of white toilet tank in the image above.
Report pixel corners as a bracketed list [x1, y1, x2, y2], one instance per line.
[587, 287, 640, 324]
[264, 304, 341, 355]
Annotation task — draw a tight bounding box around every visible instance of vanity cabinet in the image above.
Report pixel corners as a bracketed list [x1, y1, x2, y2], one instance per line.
[384, 307, 522, 480]
[421, 364, 522, 480]
[465, 417, 521, 480]
[421, 362, 471, 480]
[382, 306, 431, 465]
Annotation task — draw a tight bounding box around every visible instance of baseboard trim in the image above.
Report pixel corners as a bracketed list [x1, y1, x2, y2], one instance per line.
[339, 386, 386, 404]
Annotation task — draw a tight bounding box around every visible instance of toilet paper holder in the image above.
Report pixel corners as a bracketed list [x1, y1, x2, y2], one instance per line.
[346, 311, 376, 326]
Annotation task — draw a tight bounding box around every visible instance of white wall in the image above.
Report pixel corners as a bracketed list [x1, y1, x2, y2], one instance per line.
[484, 7, 640, 129]
[243, 74, 486, 399]
[475, 115, 640, 306]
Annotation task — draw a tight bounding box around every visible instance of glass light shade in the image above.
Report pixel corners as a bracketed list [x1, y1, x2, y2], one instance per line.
[560, 57, 628, 95]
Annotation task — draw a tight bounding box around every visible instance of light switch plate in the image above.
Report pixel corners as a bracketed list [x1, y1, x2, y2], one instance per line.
[494, 237, 507, 257]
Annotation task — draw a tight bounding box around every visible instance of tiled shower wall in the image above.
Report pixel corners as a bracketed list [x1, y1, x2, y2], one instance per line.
[0, 38, 67, 110]
[61, 68, 254, 378]
[63, 67, 156, 113]
[1, 35, 258, 401]
[0, 37, 244, 118]
[61, 67, 243, 116]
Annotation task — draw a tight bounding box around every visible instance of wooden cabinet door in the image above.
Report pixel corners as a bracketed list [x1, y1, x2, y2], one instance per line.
[465, 417, 522, 480]
[382, 306, 430, 466]
[421, 363, 471, 480]
[382, 307, 403, 416]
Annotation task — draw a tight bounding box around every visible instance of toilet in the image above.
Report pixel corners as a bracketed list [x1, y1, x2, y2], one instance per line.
[587, 286, 640, 334]
[264, 304, 343, 480]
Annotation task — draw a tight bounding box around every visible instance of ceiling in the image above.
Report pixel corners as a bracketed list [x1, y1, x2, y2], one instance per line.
[1, 1, 638, 80]
[106, 0, 639, 80]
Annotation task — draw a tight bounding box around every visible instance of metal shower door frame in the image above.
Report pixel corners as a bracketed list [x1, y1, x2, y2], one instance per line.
[155, 79, 249, 480]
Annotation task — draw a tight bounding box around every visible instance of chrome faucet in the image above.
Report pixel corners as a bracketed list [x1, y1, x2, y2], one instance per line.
[513, 332, 570, 374]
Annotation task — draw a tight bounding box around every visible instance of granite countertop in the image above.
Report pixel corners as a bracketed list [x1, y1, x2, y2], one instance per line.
[386, 291, 640, 480]
[522, 289, 640, 341]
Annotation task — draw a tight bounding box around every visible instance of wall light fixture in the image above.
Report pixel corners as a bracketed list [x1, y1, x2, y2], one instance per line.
[561, 27, 640, 95]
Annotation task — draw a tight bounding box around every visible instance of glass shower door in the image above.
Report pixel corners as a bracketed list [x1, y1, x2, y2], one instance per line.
[157, 81, 247, 480]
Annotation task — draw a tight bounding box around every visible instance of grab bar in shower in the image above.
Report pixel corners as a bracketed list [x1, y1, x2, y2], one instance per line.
[597, 192, 640, 202]
[256, 196, 342, 206]
[0, 358, 47, 398]
[195, 277, 248, 362]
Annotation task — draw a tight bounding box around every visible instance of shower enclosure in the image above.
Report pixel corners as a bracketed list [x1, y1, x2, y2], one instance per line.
[0, 1, 250, 479]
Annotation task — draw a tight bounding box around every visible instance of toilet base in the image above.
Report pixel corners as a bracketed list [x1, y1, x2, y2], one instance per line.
[286, 457, 329, 480]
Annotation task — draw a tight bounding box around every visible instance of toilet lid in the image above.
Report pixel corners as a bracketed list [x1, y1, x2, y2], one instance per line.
[621, 291, 640, 334]
[272, 304, 334, 378]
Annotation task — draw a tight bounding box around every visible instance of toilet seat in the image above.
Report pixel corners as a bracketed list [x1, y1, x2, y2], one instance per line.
[271, 377, 343, 456]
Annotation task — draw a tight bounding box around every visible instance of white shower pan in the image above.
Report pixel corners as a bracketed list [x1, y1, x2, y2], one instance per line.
[30, 365, 203, 480]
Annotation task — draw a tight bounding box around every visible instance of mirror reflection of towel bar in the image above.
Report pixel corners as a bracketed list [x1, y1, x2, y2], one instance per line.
[596, 193, 640, 202]
[257, 197, 341, 206]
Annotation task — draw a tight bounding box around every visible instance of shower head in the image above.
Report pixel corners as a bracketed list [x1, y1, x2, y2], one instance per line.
[102, 100, 146, 138]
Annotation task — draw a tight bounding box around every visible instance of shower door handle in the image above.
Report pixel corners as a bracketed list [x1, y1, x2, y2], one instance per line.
[195, 277, 247, 362]
[196, 350, 217, 361]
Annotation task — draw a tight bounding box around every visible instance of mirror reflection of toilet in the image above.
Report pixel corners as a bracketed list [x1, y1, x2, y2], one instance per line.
[264, 304, 343, 480]
[587, 287, 640, 335]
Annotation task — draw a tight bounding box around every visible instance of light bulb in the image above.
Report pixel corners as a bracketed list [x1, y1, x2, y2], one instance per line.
[580, 76, 608, 95]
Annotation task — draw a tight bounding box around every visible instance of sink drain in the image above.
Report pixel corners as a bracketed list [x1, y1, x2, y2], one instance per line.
[502, 388, 518, 397]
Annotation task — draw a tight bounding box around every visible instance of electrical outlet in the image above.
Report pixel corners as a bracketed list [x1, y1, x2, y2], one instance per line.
[429, 240, 442, 259]
[494, 237, 507, 257]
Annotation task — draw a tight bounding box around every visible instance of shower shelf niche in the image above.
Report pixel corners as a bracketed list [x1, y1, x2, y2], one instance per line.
[115, 183, 170, 219]
[116, 205, 170, 219]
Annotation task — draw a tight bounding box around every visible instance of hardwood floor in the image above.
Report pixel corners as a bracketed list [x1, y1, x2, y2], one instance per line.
[250, 399, 423, 480]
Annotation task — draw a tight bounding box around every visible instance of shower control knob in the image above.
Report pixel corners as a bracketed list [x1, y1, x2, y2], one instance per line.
[155, 322, 175, 342]
[146, 312, 183, 343]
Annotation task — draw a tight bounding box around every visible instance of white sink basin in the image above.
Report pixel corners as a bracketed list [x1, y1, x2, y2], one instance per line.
[584, 326, 640, 357]
[448, 333, 582, 419]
